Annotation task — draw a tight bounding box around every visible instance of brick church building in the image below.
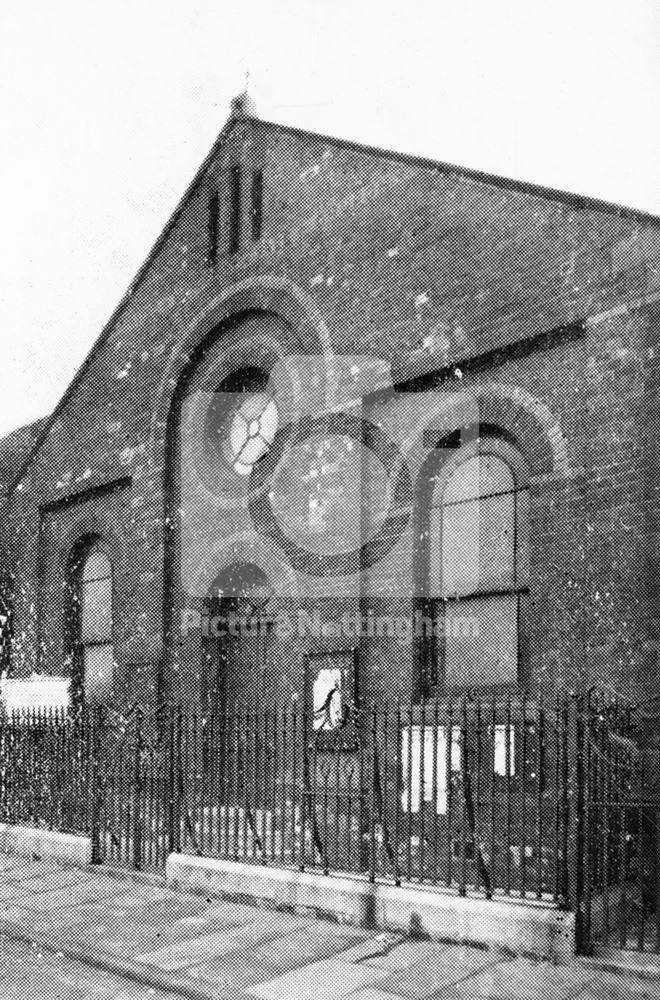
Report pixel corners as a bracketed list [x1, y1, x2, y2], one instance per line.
[1, 93, 659, 721]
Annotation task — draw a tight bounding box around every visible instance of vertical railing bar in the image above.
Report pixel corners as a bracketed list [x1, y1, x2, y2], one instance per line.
[431, 698, 439, 885]
[381, 704, 389, 881]
[322, 745, 330, 877]
[260, 708, 268, 863]
[505, 695, 512, 896]
[279, 706, 287, 866]
[419, 698, 426, 884]
[201, 713, 209, 855]
[293, 700, 301, 869]
[459, 697, 467, 897]
[474, 697, 482, 895]
[446, 698, 453, 889]
[620, 758, 629, 949]
[269, 707, 277, 863]
[393, 700, 401, 887]
[637, 760, 645, 952]
[583, 694, 592, 951]
[521, 694, 528, 898]
[333, 720, 341, 871]
[368, 703, 377, 883]
[406, 699, 413, 884]
[536, 693, 544, 899]
[655, 803, 660, 955]
[232, 708, 240, 861]
[299, 699, 307, 872]
[490, 697, 497, 894]
[561, 694, 570, 907]
[90, 705, 102, 865]
[132, 706, 143, 870]
[601, 708, 610, 941]
[310, 709, 320, 870]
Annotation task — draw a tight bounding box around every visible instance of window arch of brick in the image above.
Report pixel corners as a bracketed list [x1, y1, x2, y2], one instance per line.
[65, 536, 115, 705]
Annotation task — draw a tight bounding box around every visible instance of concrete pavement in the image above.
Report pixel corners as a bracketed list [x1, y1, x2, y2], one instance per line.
[0, 854, 658, 1000]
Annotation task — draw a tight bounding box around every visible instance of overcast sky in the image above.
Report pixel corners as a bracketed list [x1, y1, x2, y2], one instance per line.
[0, 0, 658, 438]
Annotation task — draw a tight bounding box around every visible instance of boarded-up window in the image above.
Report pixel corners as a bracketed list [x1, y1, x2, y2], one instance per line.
[71, 545, 114, 703]
[430, 452, 528, 690]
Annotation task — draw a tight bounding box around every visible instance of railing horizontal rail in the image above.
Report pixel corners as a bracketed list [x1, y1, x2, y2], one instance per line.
[0, 692, 657, 953]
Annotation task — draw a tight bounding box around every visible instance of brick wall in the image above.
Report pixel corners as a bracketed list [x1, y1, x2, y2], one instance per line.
[3, 114, 660, 711]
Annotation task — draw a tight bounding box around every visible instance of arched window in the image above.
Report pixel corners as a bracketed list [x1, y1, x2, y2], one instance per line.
[67, 542, 114, 703]
[429, 450, 529, 690]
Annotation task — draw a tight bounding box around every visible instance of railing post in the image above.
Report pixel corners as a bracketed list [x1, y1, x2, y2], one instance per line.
[655, 804, 660, 955]
[167, 704, 181, 855]
[570, 694, 587, 954]
[0, 706, 5, 822]
[89, 704, 103, 865]
[132, 706, 143, 870]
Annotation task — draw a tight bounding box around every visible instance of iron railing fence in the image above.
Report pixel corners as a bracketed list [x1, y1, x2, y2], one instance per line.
[578, 696, 660, 954]
[154, 697, 571, 902]
[0, 706, 92, 836]
[0, 692, 657, 954]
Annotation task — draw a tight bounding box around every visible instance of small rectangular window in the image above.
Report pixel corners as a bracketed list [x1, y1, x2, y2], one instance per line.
[229, 165, 241, 253]
[207, 192, 219, 266]
[251, 169, 263, 241]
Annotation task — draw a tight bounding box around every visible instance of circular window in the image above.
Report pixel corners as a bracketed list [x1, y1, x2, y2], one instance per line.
[205, 367, 278, 477]
[226, 392, 278, 475]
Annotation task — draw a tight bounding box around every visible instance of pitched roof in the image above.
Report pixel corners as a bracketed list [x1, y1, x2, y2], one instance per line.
[6, 112, 660, 497]
[0, 417, 49, 496]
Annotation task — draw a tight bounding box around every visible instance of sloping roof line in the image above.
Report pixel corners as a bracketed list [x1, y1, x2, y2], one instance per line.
[0, 416, 49, 497]
[260, 117, 660, 228]
[8, 113, 660, 497]
[6, 114, 239, 497]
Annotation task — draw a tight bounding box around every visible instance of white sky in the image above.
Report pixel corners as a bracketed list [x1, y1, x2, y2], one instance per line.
[0, 0, 658, 438]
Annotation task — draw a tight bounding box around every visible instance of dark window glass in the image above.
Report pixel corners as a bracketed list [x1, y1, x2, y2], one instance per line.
[229, 165, 241, 253]
[207, 191, 219, 266]
[251, 170, 263, 241]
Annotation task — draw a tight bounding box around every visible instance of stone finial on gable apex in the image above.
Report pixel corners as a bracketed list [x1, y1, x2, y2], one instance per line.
[230, 90, 258, 119]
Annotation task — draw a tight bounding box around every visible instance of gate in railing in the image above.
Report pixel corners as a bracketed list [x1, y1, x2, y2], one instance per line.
[0, 691, 658, 954]
[576, 695, 660, 955]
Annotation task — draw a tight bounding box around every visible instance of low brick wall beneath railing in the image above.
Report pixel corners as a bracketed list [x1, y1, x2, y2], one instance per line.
[0, 823, 92, 866]
[166, 853, 575, 961]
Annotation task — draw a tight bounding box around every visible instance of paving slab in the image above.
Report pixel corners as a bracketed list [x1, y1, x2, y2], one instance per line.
[174, 899, 261, 931]
[576, 971, 660, 1000]
[0, 936, 184, 1000]
[137, 927, 263, 972]
[1, 877, 124, 925]
[137, 909, 310, 970]
[378, 945, 498, 999]
[248, 923, 368, 970]
[2, 855, 660, 1000]
[74, 906, 237, 960]
[334, 935, 403, 965]
[0, 868, 85, 903]
[245, 956, 390, 1000]
[189, 952, 292, 994]
[362, 940, 453, 972]
[347, 992, 411, 1000]
[453, 957, 596, 1000]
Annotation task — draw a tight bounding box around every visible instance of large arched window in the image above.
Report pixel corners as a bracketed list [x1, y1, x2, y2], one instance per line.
[67, 542, 114, 703]
[429, 449, 529, 690]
